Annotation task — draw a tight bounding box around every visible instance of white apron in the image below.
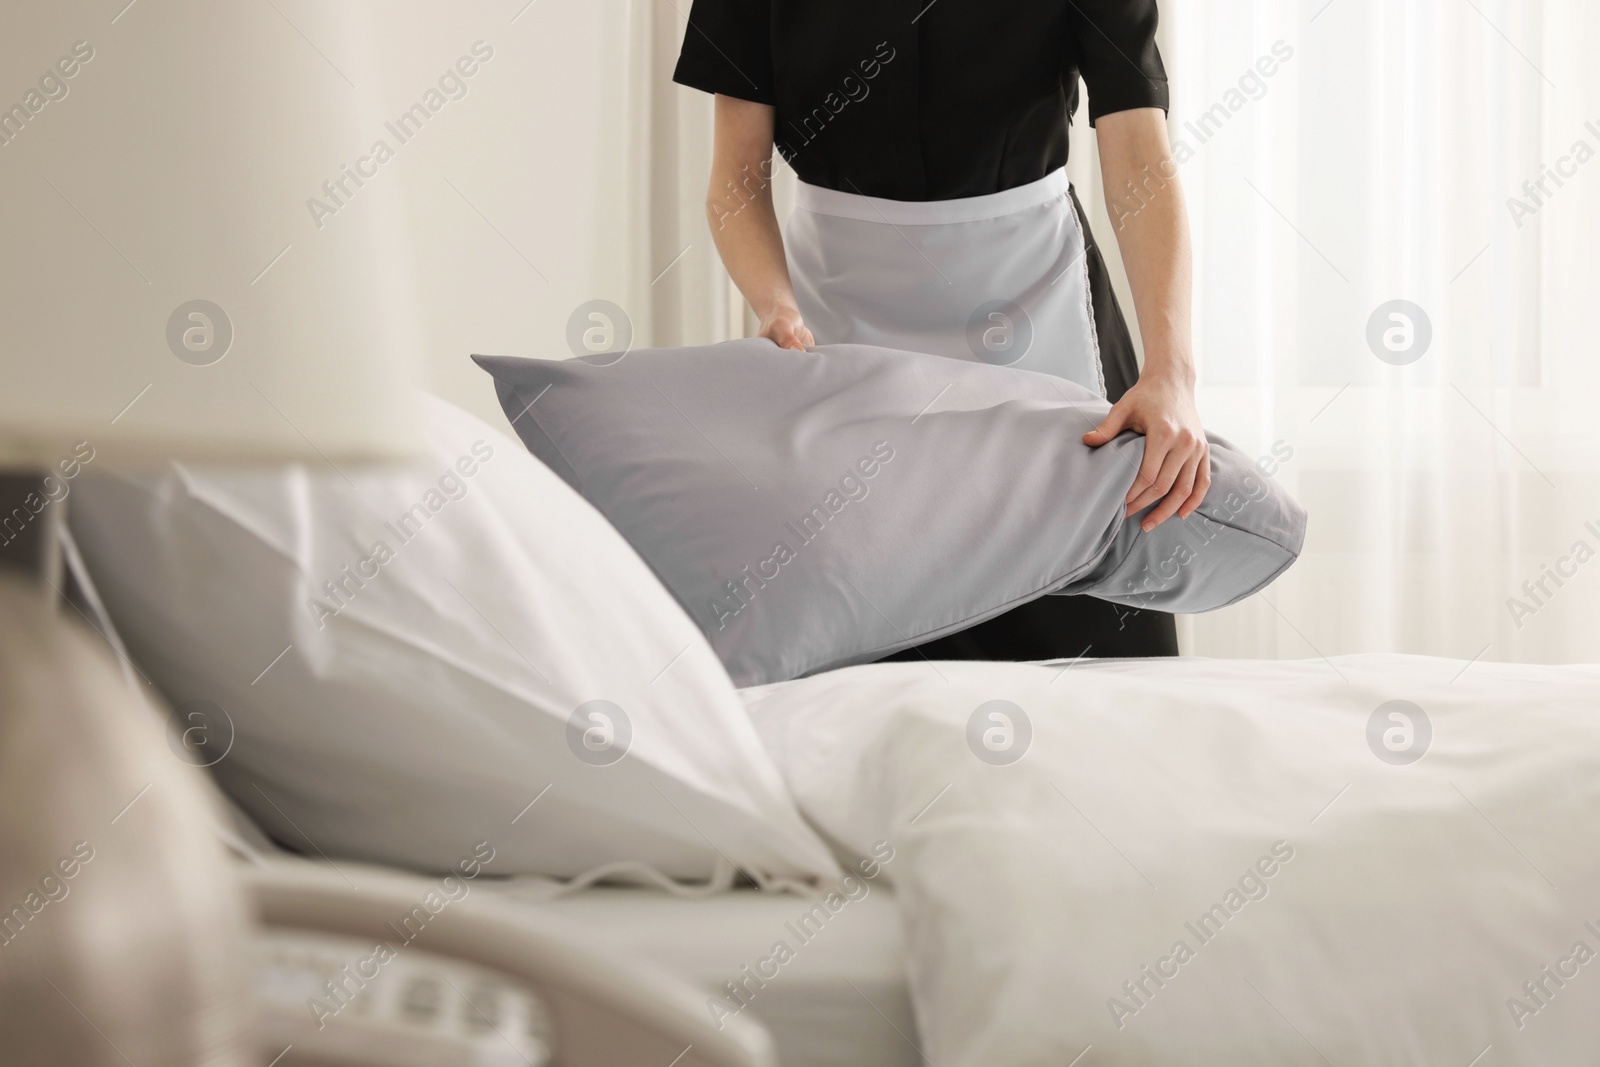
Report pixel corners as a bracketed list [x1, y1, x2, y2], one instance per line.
[785, 168, 1104, 396]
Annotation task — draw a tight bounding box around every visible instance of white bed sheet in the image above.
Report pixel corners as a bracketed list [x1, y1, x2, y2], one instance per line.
[745, 654, 1600, 1067]
[508, 886, 918, 1067]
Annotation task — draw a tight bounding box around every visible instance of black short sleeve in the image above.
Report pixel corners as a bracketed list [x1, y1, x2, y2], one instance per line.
[1069, 0, 1170, 124]
[672, 0, 776, 105]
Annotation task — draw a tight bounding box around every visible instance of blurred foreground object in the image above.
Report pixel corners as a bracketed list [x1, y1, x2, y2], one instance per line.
[0, 573, 254, 1066]
[0, 5, 429, 1048]
[0, 2, 424, 465]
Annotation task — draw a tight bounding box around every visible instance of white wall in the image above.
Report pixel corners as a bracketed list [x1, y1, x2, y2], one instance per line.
[348, 0, 641, 427]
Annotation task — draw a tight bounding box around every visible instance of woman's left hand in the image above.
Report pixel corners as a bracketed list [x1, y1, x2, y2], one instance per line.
[1082, 373, 1210, 531]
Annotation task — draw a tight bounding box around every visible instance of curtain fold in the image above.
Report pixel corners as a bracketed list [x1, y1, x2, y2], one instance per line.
[622, 0, 734, 348]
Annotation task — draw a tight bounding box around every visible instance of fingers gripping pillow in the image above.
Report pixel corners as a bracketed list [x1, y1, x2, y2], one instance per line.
[475, 341, 1306, 686]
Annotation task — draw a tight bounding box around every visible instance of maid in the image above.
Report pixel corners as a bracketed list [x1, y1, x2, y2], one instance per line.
[674, 1, 1207, 660]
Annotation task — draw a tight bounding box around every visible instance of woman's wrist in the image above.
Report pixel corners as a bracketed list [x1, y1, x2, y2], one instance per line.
[1139, 347, 1197, 391]
[753, 297, 800, 323]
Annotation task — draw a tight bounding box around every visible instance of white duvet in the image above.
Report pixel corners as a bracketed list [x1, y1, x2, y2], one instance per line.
[743, 655, 1600, 1066]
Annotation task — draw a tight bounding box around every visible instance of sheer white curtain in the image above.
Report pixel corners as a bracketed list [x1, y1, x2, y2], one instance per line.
[1141, 0, 1600, 663]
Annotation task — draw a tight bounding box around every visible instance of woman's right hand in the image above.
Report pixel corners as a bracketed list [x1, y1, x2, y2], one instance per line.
[759, 305, 815, 351]
[707, 98, 813, 353]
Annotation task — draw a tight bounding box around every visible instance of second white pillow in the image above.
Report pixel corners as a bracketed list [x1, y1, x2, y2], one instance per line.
[69, 395, 840, 884]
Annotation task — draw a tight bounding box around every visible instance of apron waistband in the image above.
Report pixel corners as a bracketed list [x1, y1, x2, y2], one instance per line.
[793, 168, 1071, 226]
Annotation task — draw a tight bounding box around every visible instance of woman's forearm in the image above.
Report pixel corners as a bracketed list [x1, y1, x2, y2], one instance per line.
[707, 166, 795, 319]
[706, 96, 810, 346]
[1094, 108, 1195, 387]
[1082, 107, 1210, 528]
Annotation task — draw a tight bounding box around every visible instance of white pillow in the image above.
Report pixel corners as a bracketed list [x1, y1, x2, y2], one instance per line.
[746, 656, 1600, 1065]
[68, 395, 840, 883]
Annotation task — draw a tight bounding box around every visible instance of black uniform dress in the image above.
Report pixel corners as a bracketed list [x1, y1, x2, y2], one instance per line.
[674, 0, 1180, 660]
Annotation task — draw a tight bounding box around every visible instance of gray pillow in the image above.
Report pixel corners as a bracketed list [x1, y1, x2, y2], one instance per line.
[474, 340, 1305, 686]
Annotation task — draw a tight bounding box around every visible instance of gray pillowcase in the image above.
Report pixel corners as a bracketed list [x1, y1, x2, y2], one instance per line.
[475, 340, 1305, 687]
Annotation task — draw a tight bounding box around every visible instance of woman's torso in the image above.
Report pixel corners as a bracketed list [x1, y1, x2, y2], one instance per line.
[674, 0, 1168, 202]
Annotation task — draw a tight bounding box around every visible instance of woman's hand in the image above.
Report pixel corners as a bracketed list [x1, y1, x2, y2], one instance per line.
[759, 304, 815, 351]
[1092, 110, 1205, 532]
[1082, 371, 1211, 531]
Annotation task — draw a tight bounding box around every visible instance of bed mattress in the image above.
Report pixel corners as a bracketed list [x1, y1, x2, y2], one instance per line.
[508, 885, 917, 1067]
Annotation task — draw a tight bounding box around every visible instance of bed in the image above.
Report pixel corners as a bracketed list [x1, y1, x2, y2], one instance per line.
[230, 648, 1600, 1067]
[742, 653, 1600, 1066]
[57, 386, 1600, 1065]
